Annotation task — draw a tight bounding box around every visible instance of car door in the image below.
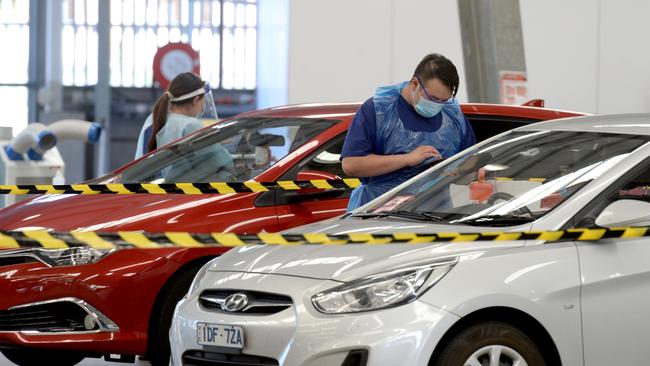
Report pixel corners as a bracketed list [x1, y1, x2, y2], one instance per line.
[572, 160, 650, 365]
[274, 133, 350, 231]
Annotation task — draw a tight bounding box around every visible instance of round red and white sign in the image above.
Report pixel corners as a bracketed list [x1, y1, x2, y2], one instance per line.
[153, 42, 200, 90]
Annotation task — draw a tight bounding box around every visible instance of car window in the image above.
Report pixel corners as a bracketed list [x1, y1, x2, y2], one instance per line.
[363, 130, 650, 225]
[574, 159, 650, 227]
[115, 117, 337, 183]
[467, 116, 538, 142]
[281, 134, 348, 180]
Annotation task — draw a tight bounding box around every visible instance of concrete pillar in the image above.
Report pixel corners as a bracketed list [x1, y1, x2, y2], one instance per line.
[28, 0, 46, 123]
[44, 0, 64, 112]
[457, 0, 526, 103]
[95, 0, 111, 176]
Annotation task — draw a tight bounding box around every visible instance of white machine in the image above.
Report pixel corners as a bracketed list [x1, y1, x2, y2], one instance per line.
[0, 120, 102, 207]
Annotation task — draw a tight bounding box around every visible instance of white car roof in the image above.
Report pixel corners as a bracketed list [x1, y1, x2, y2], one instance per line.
[518, 113, 650, 135]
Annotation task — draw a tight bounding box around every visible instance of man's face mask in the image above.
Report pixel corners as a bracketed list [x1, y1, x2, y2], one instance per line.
[412, 77, 453, 118]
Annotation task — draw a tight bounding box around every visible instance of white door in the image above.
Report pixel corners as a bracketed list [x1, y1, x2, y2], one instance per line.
[574, 164, 650, 365]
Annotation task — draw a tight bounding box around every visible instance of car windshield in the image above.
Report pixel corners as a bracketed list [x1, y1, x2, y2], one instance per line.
[113, 117, 336, 183]
[362, 130, 650, 225]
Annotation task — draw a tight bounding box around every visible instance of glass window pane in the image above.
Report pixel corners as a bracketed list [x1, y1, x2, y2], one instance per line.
[222, 28, 233, 89]
[192, 0, 201, 26]
[110, 26, 123, 86]
[0, 86, 28, 136]
[145, 28, 157, 86]
[170, 0, 180, 26]
[157, 27, 169, 47]
[233, 27, 245, 89]
[211, 33, 220, 87]
[134, 29, 147, 87]
[246, 4, 256, 27]
[134, 0, 146, 26]
[122, 0, 134, 25]
[212, 0, 220, 26]
[111, 0, 122, 25]
[74, 27, 87, 86]
[201, 0, 211, 26]
[16, 0, 29, 23]
[87, 0, 99, 25]
[62, 25, 75, 85]
[191, 28, 201, 49]
[87, 28, 98, 84]
[199, 28, 212, 81]
[146, 0, 158, 25]
[74, 0, 85, 24]
[169, 27, 181, 42]
[121, 27, 135, 86]
[180, 0, 189, 26]
[158, 0, 168, 26]
[235, 3, 245, 27]
[245, 28, 255, 89]
[63, 0, 74, 24]
[223, 1, 234, 27]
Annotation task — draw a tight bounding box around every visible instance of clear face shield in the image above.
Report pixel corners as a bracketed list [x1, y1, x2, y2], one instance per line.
[198, 83, 218, 123]
[170, 82, 219, 124]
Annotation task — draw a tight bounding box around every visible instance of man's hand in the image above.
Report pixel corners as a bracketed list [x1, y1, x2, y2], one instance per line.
[405, 146, 441, 167]
[342, 146, 441, 178]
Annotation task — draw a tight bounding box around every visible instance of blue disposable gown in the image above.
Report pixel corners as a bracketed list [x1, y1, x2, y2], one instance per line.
[347, 81, 474, 211]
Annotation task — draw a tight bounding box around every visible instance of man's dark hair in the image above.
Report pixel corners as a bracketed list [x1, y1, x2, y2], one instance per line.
[413, 53, 459, 97]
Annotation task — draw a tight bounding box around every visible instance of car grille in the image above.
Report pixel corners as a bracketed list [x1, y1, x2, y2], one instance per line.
[182, 350, 278, 366]
[199, 290, 292, 315]
[0, 301, 93, 332]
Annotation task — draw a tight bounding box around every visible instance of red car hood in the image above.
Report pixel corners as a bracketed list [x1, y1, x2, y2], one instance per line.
[0, 193, 258, 233]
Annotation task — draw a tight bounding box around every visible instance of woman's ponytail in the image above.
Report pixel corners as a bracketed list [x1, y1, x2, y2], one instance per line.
[148, 91, 172, 152]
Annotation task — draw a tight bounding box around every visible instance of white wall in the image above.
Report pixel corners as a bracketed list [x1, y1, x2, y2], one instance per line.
[287, 0, 467, 105]
[521, 0, 650, 114]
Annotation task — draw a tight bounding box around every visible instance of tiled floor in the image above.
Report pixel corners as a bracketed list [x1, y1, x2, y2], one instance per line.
[0, 354, 151, 366]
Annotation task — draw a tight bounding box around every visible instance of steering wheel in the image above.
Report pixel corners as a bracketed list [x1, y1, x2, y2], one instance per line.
[487, 192, 535, 218]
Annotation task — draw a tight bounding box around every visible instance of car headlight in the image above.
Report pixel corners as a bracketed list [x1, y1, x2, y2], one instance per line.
[33, 247, 113, 266]
[188, 262, 212, 295]
[312, 259, 456, 314]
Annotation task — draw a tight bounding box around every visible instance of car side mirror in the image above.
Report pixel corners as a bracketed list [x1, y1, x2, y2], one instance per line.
[595, 199, 650, 227]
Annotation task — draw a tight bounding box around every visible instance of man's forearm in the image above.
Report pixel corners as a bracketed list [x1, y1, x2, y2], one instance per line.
[342, 154, 409, 177]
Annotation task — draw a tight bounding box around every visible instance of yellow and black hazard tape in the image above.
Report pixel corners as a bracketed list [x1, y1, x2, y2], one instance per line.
[0, 177, 554, 195]
[1, 226, 648, 250]
[0, 178, 361, 195]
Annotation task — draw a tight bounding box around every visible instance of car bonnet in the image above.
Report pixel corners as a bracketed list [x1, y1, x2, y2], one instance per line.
[207, 218, 528, 282]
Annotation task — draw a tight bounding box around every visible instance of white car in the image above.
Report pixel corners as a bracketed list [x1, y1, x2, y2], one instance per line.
[171, 114, 650, 366]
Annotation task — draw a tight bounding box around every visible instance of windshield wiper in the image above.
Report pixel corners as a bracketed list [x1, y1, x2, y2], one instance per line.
[456, 214, 534, 227]
[352, 210, 445, 222]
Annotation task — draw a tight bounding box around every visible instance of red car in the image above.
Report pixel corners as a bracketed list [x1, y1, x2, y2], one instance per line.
[0, 102, 583, 366]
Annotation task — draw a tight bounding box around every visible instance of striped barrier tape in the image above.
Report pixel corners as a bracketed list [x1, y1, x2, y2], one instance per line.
[0, 179, 362, 195]
[0, 226, 648, 249]
[0, 177, 549, 195]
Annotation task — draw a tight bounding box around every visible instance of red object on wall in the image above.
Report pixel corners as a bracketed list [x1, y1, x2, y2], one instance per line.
[152, 42, 200, 90]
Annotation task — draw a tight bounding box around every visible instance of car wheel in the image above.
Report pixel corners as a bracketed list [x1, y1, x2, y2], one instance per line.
[433, 321, 546, 366]
[1, 349, 84, 366]
[146, 266, 202, 366]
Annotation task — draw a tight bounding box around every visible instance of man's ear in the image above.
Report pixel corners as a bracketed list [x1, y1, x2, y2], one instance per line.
[409, 77, 418, 89]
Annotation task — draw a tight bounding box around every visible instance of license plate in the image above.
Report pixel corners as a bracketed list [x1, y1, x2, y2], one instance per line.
[197, 322, 244, 348]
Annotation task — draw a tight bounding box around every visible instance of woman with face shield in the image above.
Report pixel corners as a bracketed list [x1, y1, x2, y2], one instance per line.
[135, 72, 233, 182]
[135, 72, 219, 158]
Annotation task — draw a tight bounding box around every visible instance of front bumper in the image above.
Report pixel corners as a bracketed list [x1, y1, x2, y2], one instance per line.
[171, 271, 460, 366]
[0, 248, 186, 354]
